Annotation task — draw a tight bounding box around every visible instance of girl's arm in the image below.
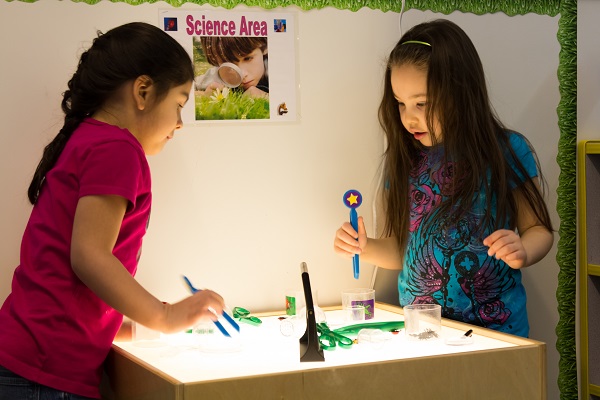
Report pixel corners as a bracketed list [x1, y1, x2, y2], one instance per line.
[334, 216, 403, 270]
[483, 178, 554, 269]
[70, 194, 224, 334]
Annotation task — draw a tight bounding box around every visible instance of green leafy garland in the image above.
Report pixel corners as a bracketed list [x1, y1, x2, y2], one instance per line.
[555, 2, 577, 399]
[5, 0, 577, 398]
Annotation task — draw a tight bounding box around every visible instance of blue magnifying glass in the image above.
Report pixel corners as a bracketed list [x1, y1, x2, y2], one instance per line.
[343, 189, 362, 279]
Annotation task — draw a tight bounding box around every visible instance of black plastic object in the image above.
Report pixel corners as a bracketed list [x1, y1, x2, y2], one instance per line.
[299, 262, 325, 362]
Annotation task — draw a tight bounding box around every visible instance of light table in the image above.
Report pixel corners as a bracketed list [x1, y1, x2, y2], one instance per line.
[102, 303, 546, 399]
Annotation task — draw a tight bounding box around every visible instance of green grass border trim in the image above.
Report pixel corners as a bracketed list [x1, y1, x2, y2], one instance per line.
[555, 1, 577, 400]
[2, 0, 561, 13]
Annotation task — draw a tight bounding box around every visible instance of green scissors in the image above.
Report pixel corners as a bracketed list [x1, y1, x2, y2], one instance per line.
[333, 320, 404, 336]
[317, 322, 353, 350]
[232, 307, 262, 326]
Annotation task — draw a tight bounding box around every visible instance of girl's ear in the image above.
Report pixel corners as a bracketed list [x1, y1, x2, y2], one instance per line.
[133, 75, 154, 111]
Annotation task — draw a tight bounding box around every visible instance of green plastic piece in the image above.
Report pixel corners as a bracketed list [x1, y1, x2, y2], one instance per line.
[232, 306, 262, 326]
[333, 321, 404, 336]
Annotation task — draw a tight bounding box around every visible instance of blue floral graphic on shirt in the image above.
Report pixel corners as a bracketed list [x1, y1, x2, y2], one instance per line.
[402, 149, 516, 329]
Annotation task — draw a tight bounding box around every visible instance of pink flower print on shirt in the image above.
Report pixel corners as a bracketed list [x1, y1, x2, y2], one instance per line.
[411, 152, 429, 178]
[478, 299, 511, 326]
[409, 183, 440, 232]
[432, 161, 463, 196]
[413, 296, 437, 304]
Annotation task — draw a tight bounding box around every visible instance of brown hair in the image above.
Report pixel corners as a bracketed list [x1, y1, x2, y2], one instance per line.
[200, 36, 267, 66]
[28, 22, 194, 204]
[377, 19, 553, 260]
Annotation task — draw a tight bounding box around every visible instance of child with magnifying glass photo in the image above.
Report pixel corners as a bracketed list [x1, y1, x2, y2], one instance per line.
[193, 36, 269, 120]
[194, 36, 268, 98]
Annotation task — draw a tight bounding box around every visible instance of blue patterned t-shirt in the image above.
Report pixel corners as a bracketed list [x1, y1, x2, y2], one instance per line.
[398, 132, 536, 337]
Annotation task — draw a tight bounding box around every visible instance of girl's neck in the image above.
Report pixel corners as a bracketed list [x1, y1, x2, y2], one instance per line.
[92, 108, 121, 126]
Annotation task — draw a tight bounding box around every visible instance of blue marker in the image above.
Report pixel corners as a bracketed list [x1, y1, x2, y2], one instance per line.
[182, 275, 240, 337]
[343, 189, 362, 279]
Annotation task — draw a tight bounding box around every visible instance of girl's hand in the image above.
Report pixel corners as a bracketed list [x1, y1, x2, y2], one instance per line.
[71, 194, 228, 334]
[483, 229, 527, 270]
[162, 289, 225, 334]
[333, 216, 367, 258]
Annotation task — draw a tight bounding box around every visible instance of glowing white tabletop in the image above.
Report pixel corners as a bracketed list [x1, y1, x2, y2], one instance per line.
[102, 303, 546, 400]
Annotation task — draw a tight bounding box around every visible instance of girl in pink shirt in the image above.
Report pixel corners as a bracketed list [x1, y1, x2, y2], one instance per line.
[0, 22, 225, 399]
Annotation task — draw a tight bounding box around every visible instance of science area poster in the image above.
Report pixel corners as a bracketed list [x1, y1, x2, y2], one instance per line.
[160, 10, 297, 122]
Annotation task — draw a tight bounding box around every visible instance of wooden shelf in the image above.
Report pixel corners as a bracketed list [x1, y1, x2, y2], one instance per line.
[583, 142, 600, 154]
[589, 264, 600, 277]
[578, 140, 600, 400]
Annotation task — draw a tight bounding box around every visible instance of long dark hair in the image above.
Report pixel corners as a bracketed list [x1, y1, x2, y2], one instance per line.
[200, 36, 267, 66]
[378, 19, 553, 257]
[27, 22, 194, 204]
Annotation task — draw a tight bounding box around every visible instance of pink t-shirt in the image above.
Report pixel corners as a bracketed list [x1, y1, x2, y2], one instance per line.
[0, 118, 151, 398]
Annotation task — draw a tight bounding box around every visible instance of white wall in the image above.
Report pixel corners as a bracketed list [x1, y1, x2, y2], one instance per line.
[0, 0, 394, 308]
[0, 1, 561, 399]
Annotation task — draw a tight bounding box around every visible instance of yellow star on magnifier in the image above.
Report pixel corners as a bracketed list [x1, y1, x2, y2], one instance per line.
[347, 193, 358, 206]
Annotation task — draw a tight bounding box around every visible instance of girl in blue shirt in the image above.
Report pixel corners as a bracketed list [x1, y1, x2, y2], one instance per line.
[333, 19, 554, 337]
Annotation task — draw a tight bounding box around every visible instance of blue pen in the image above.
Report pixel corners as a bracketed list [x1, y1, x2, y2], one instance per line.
[182, 275, 240, 337]
[343, 190, 363, 279]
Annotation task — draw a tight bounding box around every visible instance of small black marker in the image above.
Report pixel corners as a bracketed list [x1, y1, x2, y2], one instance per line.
[464, 329, 473, 337]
